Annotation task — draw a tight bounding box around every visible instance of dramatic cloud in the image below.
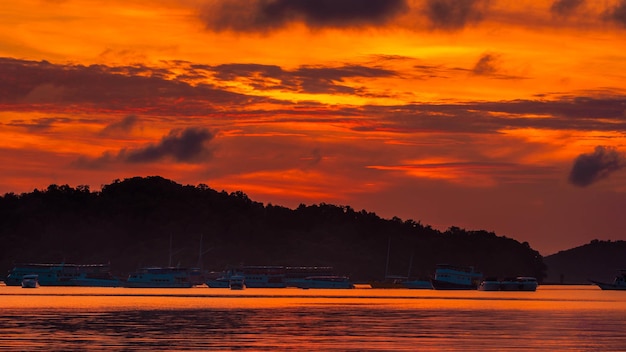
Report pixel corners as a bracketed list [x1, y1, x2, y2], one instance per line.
[424, 0, 489, 30]
[210, 62, 397, 94]
[550, 0, 585, 16]
[0, 58, 260, 114]
[604, 0, 626, 27]
[568, 146, 626, 187]
[199, 0, 408, 32]
[74, 127, 215, 168]
[122, 127, 214, 163]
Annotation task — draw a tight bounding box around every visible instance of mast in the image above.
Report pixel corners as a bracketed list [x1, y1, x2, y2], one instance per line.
[384, 236, 391, 280]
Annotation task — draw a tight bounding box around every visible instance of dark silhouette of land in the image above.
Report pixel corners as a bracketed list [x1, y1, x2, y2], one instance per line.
[1, 176, 547, 282]
[544, 240, 626, 284]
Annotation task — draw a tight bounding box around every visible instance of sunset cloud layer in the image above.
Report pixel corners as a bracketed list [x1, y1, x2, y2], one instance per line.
[1, 0, 626, 254]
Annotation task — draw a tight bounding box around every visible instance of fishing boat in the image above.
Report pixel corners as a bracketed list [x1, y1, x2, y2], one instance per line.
[21, 274, 39, 288]
[431, 264, 483, 290]
[478, 277, 538, 291]
[5, 263, 119, 287]
[590, 270, 626, 290]
[125, 267, 194, 288]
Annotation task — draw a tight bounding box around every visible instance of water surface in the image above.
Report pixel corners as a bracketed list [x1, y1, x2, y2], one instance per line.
[1, 285, 625, 351]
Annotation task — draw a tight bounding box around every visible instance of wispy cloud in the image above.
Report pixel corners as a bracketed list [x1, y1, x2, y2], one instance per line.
[423, 0, 490, 30]
[568, 146, 626, 187]
[198, 0, 409, 32]
[100, 114, 140, 136]
[550, 0, 585, 17]
[604, 0, 626, 28]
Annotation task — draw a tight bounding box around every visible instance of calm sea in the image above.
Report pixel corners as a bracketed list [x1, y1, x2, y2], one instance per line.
[1, 285, 625, 351]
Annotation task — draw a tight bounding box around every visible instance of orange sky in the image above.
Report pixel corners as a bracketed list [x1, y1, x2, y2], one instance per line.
[1, 0, 626, 255]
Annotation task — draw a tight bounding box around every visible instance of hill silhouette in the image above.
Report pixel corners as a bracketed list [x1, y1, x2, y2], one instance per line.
[544, 240, 626, 284]
[1, 176, 546, 282]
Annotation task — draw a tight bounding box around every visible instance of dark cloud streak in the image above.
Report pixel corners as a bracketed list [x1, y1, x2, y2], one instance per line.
[123, 127, 214, 163]
[73, 127, 215, 169]
[199, 0, 408, 32]
[424, 0, 489, 30]
[568, 146, 626, 187]
[550, 0, 585, 16]
[100, 114, 139, 136]
[604, 0, 626, 27]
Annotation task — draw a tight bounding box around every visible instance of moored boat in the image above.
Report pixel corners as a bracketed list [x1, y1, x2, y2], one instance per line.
[21, 274, 39, 288]
[206, 266, 287, 288]
[5, 263, 118, 287]
[229, 275, 245, 290]
[431, 264, 482, 290]
[590, 270, 626, 290]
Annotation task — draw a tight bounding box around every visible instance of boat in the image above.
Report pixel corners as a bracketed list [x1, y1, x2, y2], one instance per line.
[229, 275, 245, 290]
[205, 271, 231, 288]
[125, 267, 194, 288]
[284, 266, 336, 287]
[590, 270, 626, 290]
[21, 274, 39, 288]
[293, 275, 354, 289]
[478, 277, 538, 291]
[207, 266, 287, 288]
[431, 264, 483, 290]
[5, 263, 119, 287]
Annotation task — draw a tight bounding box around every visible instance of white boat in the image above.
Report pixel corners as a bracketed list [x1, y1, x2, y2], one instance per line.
[431, 264, 482, 290]
[293, 276, 354, 289]
[125, 267, 194, 288]
[229, 275, 245, 290]
[5, 263, 119, 287]
[479, 277, 538, 291]
[590, 270, 626, 290]
[21, 274, 39, 288]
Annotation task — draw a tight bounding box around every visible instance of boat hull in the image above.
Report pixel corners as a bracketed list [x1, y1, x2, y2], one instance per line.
[591, 281, 626, 290]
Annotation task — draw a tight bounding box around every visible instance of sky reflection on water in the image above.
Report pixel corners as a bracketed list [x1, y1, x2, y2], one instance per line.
[1, 286, 625, 351]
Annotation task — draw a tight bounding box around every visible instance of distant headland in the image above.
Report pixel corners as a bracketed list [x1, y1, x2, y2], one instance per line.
[0, 176, 623, 283]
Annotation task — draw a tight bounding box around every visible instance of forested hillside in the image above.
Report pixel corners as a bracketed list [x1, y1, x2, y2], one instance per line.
[544, 240, 626, 284]
[0, 176, 546, 282]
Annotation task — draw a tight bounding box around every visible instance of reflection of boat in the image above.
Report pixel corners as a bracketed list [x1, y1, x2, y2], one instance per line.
[431, 264, 482, 290]
[229, 275, 245, 290]
[5, 263, 119, 287]
[125, 267, 194, 288]
[479, 277, 538, 291]
[293, 276, 354, 289]
[590, 270, 626, 290]
[21, 274, 39, 288]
